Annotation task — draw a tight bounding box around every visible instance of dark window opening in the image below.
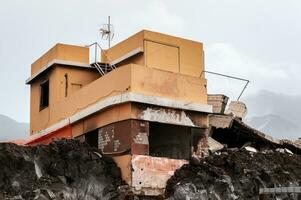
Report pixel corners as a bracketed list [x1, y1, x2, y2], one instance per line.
[85, 129, 98, 148]
[149, 122, 191, 159]
[40, 80, 49, 110]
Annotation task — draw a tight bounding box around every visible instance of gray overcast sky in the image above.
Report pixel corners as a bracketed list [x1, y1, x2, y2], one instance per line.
[0, 0, 301, 123]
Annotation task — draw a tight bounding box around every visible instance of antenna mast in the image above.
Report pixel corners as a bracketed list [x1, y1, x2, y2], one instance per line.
[99, 16, 114, 49]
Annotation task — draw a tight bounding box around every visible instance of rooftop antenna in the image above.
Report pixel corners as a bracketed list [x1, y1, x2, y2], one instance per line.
[99, 16, 114, 48]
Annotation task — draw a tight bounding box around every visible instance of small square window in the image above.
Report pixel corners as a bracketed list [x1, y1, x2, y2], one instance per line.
[40, 80, 49, 110]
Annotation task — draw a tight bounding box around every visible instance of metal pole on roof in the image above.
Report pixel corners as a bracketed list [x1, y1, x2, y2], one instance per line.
[95, 43, 97, 63]
[100, 16, 114, 49]
[108, 16, 111, 48]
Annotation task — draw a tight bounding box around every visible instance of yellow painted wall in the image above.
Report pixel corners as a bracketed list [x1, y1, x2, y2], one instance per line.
[30, 66, 100, 134]
[144, 30, 204, 77]
[30, 64, 132, 133]
[101, 31, 144, 64]
[30, 71, 53, 135]
[30, 64, 208, 133]
[103, 30, 204, 77]
[53, 66, 100, 103]
[145, 40, 179, 73]
[131, 64, 207, 104]
[31, 43, 89, 75]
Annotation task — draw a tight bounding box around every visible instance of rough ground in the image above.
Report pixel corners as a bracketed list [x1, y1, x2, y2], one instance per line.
[166, 148, 301, 200]
[0, 139, 123, 200]
[0, 140, 300, 200]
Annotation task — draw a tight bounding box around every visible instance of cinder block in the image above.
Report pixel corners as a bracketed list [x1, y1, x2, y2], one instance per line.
[208, 94, 229, 114]
[225, 101, 247, 119]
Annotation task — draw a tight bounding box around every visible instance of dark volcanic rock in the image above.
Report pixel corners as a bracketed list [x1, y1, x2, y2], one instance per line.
[1, 139, 300, 200]
[166, 149, 301, 200]
[0, 139, 123, 200]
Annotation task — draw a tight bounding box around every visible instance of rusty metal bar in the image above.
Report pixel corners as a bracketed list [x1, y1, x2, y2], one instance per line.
[201, 70, 250, 101]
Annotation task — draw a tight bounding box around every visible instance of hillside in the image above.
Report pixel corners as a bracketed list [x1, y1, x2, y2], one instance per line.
[245, 114, 300, 140]
[244, 90, 301, 140]
[0, 114, 29, 141]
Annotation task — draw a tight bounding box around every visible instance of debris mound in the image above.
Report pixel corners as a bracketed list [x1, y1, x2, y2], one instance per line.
[166, 148, 301, 200]
[0, 139, 123, 200]
[1, 139, 300, 200]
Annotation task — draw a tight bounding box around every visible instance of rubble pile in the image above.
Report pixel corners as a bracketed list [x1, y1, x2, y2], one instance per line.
[0, 140, 123, 200]
[0, 139, 300, 200]
[166, 147, 301, 200]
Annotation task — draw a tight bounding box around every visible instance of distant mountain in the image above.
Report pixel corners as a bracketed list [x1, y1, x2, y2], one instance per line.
[242, 90, 301, 140]
[243, 90, 301, 126]
[0, 114, 29, 141]
[245, 114, 300, 140]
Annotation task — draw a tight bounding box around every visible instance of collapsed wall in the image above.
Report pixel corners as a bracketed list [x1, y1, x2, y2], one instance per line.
[160, 95, 298, 200]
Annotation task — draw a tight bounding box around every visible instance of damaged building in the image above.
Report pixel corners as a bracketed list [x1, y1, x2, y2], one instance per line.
[22, 30, 301, 197]
[24, 30, 213, 195]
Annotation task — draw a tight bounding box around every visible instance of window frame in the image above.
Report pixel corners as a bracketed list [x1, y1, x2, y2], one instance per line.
[39, 80, 49, 111]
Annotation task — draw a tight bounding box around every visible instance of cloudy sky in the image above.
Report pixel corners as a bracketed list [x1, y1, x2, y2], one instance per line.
[0, 0, 300, 126]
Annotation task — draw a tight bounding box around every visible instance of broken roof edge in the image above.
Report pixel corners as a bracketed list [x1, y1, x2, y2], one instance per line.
[209, 114, 301, 154]
[233, 118, 301, 154]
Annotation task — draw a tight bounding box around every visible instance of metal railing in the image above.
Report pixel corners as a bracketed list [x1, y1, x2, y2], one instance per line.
[85, 42, 103, 64]
[85, 42, 117, 76]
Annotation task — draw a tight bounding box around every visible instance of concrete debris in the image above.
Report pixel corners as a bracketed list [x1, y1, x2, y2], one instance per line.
[295, 139, 301, 147]
[225, 101, 248, 119]
[207, 94, 229, 114]
[209, 115, 301, 154]
[207, 137, 224, 153]
[209, 115, 233, 129]
[276, 148, 294, 155]
[244, 146, 258, 153]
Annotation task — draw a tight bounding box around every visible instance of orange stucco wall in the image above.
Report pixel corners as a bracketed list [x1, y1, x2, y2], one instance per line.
[102, 31, 144, 63]
[30, 64, 131, 133]
[31, 43, 89, 75]
[144, 30, 204, 77]
[30, 64, 208, 134]
[102, 30, 204, 77]
[52, 66, 100, 103]
[30, 66, 100, 134]
[131, 64, 207, 104]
